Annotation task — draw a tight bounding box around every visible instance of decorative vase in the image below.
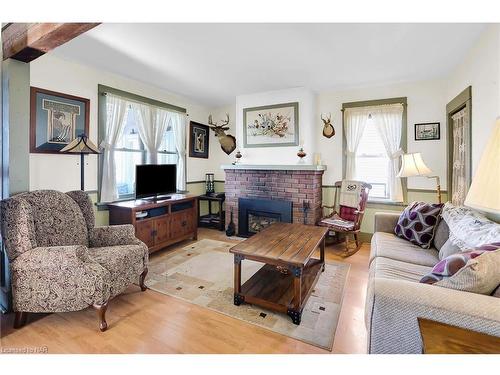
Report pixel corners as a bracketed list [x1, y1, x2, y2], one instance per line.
[297, 147, 307, 163]
[205, 173, 215, 195]
[235, 150, 242, 163]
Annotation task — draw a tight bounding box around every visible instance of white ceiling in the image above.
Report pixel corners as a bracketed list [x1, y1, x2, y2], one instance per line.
[52, 23, 486, 107]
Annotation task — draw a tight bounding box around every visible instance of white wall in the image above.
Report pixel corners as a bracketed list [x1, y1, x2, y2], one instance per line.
[235, 87, 317, 165]
[29, 54, 214, 192]
[446, 24, 500, 174]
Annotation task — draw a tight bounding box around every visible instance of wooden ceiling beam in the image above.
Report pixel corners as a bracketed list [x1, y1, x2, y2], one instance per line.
[2, 23, 100, 62]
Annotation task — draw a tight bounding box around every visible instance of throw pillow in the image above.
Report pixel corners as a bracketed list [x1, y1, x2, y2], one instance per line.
[436, 249, 500, 295]
[438, 239, 461, 260]
[433, 218, 449, 251]
[420, 243, 500, 295]
[394, 201, 443, 249]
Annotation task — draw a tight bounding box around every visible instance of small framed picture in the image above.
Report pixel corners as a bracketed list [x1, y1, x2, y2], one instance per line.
[30, 87, 90, 154]
[415, 122, 440, 141]
[189, 121, 209, 158]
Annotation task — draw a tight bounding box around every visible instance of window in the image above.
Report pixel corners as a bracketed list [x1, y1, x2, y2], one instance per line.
[112, 106, 179, 199]
[355, 116, 390, 199]
[114, 107, 144, 198]
[343, 98, 407, 203]
[99, 85, 187, 203]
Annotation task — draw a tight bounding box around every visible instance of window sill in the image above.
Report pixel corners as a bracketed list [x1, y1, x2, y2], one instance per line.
[366, 199, 406, 208]
[95, 197, 134, 211]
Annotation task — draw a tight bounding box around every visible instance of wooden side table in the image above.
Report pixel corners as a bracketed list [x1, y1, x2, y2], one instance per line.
[418, 318, 500, 354]
[197, 193, 225, 231]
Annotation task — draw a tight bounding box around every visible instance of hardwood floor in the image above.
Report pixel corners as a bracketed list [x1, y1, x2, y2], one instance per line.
[0, 228, 370, 354]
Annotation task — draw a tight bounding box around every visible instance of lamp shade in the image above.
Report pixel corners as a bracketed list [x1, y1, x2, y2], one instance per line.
[397, 153, 432, 177]
[60, 134, 100, 154]
[464, 118, 500, 215]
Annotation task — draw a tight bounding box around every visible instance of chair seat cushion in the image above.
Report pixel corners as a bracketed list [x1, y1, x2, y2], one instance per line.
[89, 244, 146, 298]
[320, 213, 355, 231]
[371, 232, 440, 267]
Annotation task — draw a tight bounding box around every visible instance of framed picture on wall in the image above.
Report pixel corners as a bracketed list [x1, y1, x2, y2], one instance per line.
[415, 122, 440, 141]
[242, 102, 299, 147]
[30, 87, 90, 154]
[189, 121, 210, 158]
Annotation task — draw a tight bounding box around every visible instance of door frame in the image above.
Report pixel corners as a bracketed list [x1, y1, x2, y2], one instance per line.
[446, 86, 472, 203]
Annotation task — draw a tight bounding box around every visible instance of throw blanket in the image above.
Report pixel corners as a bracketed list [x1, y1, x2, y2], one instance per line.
[441, 202, 500, 250]
[339, 180, 363, 209]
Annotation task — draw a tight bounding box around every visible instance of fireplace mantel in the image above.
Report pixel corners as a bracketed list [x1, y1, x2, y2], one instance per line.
[221, 164, 327, 171]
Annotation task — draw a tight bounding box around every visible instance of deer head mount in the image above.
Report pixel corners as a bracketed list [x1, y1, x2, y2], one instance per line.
[321, 113, 335, 138]
[208, 113, 237, 155]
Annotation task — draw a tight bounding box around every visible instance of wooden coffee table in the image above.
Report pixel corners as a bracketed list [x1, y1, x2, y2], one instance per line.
[229, 222, 328, 325]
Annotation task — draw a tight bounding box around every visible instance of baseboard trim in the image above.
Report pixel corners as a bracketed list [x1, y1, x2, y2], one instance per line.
[358, 232, 373, 243]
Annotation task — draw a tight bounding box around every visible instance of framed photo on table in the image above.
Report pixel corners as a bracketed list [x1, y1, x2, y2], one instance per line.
[243, 102, 299, 148]
[415, 122, 440, 141]
[189, 121, 210, 158]
[30, 87, 90, 154]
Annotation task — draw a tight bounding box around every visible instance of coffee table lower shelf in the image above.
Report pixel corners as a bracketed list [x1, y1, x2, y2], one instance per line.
[234, 258, 324, 325]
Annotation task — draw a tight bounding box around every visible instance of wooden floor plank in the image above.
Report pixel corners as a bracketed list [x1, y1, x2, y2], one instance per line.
[0, 228, 370, 354]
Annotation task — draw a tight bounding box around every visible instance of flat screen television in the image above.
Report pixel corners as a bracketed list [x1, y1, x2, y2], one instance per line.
[135, 164, 177, 199]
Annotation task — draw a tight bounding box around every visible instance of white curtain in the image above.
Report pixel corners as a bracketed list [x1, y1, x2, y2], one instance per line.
[134, 103, 170, 164]
[344, 107, 369, 180]
[170, 112, 187, 191]
[373, 104, 404, 202]
[100, 94, 128, 203]
[451, 108, 469, 205]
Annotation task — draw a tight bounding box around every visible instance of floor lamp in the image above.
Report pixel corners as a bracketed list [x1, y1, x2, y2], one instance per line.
[397, 153, 442, 204]
[60, 134, 100, 191]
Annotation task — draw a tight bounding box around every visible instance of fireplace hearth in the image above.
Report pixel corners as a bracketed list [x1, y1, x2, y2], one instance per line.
[238, 198, 292, 237]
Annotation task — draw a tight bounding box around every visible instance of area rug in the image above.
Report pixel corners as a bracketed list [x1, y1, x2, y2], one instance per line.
[146, 239, 350, 350]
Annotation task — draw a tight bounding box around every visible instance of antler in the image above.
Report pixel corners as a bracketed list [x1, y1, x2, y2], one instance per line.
[321, 113, 332, 124]
[222, 113, 230, 125]
[208, 114, 217, 127]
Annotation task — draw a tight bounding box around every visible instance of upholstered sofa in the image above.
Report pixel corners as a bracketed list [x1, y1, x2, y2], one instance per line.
[366, 212, 500, 354]
[0, 190, 149, 331]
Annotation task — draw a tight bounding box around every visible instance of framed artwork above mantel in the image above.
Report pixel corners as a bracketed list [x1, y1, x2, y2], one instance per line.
[243, 102, 299, 148]
[30, 87, 90, 154]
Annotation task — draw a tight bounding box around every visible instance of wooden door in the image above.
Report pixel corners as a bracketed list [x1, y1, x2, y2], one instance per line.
[154, 216, 170, 245]
[135, 220, 154, 248]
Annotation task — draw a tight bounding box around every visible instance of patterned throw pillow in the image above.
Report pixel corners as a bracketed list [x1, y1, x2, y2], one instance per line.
[420, 242, 500, 284]
[394, 201, 443, 249]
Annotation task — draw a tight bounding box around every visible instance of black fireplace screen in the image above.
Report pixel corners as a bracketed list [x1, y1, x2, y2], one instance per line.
[238, 198, 292, 237]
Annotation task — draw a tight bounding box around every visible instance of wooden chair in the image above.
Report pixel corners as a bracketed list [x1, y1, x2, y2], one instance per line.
[318, 180, 371, 256]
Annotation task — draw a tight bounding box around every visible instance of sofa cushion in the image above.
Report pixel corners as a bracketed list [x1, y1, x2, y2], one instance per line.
[433, 218, 449, 251]
[438, 239, 461, 260]
[370, 232, 439, 267]
[394, 201, 443, 249]
[89, 244, 146, 298]
[369, 257, 432, 283]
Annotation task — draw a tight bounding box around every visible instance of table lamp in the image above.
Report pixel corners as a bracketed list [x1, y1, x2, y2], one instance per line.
[397, 152, 441, 204]
[60, 133, 100, 191]
[464, 118, 500, 221]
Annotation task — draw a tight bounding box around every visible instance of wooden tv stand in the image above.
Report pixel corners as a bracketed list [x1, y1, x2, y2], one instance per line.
[108, 194, 198, 253]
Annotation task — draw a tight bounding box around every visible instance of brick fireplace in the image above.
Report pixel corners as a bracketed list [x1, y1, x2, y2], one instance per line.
[222, 165, 326, 236]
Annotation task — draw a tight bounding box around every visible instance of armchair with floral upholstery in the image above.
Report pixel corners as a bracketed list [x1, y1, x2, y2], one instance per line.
[0, 190, 148, 331]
